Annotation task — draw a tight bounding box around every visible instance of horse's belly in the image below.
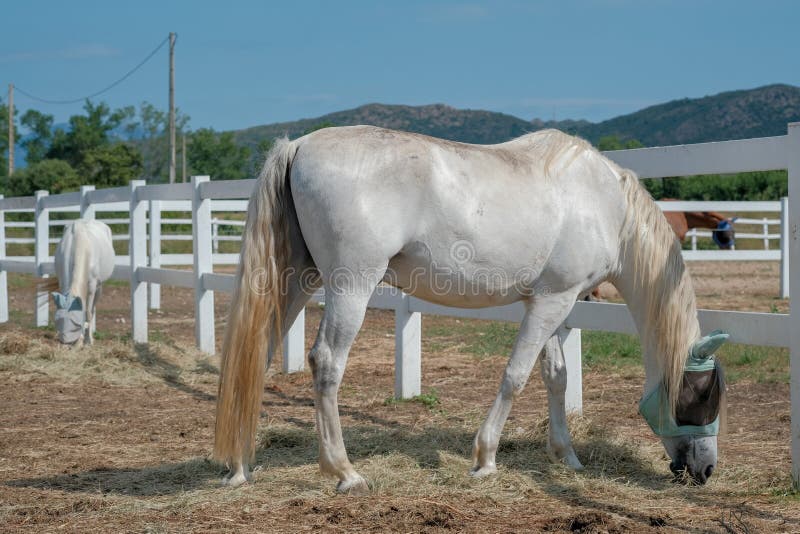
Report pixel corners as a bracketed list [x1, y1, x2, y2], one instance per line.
[385, 248, 538, 308]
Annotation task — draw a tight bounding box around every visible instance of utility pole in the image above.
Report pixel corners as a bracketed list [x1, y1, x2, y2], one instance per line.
[7, 83, 14, 177]
[168, 32, 176, 184]
[181, 133, 186, 183]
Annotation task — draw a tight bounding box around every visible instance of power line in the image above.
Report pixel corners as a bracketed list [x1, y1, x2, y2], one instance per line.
[14, 35, 173, 105]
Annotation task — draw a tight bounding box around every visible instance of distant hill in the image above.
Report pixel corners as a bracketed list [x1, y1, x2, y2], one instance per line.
[233, 84, 800, 150]
[234, 103, 544, 147]
[571, 84, 800, 146]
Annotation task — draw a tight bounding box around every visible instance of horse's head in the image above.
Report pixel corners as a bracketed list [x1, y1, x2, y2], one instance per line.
[711, 218, 737, 250]
[52, 292, 85, 345]
[640, 330, 728, 484]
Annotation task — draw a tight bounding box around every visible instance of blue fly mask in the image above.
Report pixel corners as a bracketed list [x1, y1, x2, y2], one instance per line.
[52, 292, 85, 345]
[711, 219, 736, 249]
[639, 330, 728, 437]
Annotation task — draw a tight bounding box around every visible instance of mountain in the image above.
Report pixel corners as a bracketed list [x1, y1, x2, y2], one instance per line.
[571, 84, 800, 146]
[233, 84, 800, 149]
[235, 103, 546, 147]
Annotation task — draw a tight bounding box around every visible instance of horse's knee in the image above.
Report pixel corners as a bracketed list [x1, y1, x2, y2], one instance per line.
[542, 356, 567, 392]
[503, 370, 529, 397]
[308, 343, 338, 391]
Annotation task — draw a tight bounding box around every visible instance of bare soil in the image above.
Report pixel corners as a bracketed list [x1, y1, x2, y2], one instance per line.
[0, 262, 796, 533]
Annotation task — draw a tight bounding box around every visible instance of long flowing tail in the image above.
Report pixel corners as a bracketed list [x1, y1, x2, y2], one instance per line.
[214, 138, 297, 466]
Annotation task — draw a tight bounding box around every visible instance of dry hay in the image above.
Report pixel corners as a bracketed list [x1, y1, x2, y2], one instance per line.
[1, 330, 797, 533]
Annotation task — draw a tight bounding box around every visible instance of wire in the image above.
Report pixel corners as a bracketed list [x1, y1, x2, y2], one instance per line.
[14, 35, 173, 105]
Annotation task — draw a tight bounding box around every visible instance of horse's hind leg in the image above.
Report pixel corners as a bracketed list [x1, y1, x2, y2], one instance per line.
[471, 291, 578, 477]
[541, 331, 583, 469]
[309, 275, 382, 494]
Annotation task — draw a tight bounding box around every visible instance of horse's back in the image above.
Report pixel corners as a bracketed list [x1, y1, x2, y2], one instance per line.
[59, 219, 116, 284]
[290, 126, 628, 306]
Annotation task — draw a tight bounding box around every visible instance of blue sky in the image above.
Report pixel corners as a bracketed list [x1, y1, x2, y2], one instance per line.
[2, 1, 798, 133]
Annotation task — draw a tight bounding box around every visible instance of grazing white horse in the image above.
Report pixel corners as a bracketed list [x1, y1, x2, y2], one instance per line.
[214, 126, 726, 492]
[46, 219, 115, 345]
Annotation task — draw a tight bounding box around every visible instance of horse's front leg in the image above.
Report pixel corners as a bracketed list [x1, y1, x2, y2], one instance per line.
[471, 292, 578, 477]
[541, 331, 583, 469]
[310, 289, 374, 494]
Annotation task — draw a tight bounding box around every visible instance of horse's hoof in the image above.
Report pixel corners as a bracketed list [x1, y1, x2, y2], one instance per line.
[548, 447, 584, 470]
[221, 471, 250, 487]
[336, 475, 369, 495]
[469, 464, 498, 478]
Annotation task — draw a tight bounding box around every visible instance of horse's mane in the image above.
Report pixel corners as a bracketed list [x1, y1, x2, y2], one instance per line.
[509, 129, 593, 177]
[618, 169, 701, 415]
[510, 129, 700, 415]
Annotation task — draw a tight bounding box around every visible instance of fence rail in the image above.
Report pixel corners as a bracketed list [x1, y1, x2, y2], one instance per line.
[1, 123, 800, 486]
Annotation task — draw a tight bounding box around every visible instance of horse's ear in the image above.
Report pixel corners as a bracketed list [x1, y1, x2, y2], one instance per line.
[51, 292, 65, 309]
[691, 330, 730, 359]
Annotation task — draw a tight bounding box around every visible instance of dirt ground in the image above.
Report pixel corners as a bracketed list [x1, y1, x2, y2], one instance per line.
[0, 261, 797, 533]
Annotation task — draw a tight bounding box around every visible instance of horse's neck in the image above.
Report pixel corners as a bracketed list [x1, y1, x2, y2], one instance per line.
[685, 211, 721, 230]
[614, 240, 701, 394]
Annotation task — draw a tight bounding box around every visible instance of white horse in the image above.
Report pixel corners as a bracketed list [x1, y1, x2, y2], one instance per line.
[45, 219, 115, 345]
[214, 126, 727, 492]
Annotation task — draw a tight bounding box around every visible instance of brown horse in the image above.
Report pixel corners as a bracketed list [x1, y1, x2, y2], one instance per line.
[661, 199, 736, 249]
[589, 200, 735, 300]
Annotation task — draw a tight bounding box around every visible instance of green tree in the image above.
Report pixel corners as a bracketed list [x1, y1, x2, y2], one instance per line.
[6, 159, 80, 196]
[47, 100, 135, 167]
[597, 135, 643, 151]
[131, 101, 190, 183]
[77, 143, 143, 188]
[20, 109, 54, 165]
[187, 128, 251, 181]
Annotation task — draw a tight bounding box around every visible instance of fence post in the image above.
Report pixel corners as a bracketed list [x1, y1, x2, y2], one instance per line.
[763, 218, 769, 250]
[395, 292, 421, 399]
[282, 308, 306, 373]
[192, 176, 215, 354]
[0, 195, 7, 323]
[34, 190, 49, 327]
[781, 197, 789, 299]
[212, 218, 220, 254]
[561, 326, 583, 414]
[787, 122, 800, 489]
[690, 229, 697, 251]
[149, 200, 162, 310]
[129, 180, 148, 343]
[79, 185, 95, 220]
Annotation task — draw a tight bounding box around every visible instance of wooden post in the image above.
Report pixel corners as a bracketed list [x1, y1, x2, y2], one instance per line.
[34, 190, 49, 327]
[129, 180, 148, 343]
[149, 200, 162, 310]
[561, 326, 583, 414]
[282, 308, 306, 373]
[395, 292, 421, 399]
[168, 32, 176, 184]
[0, 195, 7, 323]
[192, 175, 215, 353]
[781, 197, 790, 299]
[787, 122, 800, 489]
[7, 84, 13, 177]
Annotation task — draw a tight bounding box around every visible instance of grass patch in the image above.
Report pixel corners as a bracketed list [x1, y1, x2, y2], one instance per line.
[582, 331, 641, 370]
[384, 388, 441, 409]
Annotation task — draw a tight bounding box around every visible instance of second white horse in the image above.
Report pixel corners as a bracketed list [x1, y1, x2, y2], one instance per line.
[47, 219, 116, 346]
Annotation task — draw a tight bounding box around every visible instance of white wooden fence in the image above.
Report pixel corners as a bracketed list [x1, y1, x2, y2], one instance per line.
[1, 123, 800, 486]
